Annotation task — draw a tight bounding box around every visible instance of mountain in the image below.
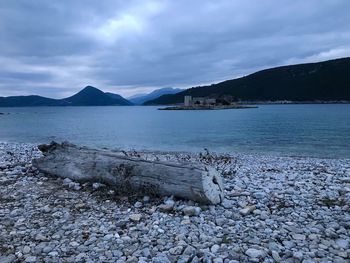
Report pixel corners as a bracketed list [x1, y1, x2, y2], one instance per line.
[0, 86, 132, 107]
[0, 95, 69, 107]
[63, 86, 131, 106]
[127, 93, 147, 100]
[144, 57, 350, 105]
[129, 87, 183, 105]
[105, 92, 133, 105]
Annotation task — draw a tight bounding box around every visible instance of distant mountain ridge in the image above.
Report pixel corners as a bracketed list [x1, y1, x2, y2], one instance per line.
[129, 87, 183, 105]
[144, 57, 350, 105]
[105, 92, 132, 105]
[0, 86, 132, 107]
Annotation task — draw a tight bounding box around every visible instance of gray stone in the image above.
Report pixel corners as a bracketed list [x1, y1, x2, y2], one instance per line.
[211, 244, 220, 253]
[158, 204, 174, 213]
[215, 218, 228, 226]
[239, 206, 256, 216]
[340, 177, 350, 183]
[134, 201, 143, 208]
[25, 256, 37, 263]
[143, 196, 150, 202]
[292, 234, 306, 240]
[42, 246, 53, 253]
[0, 255, 16, 263]
[182, 206, 201, 216]
[293, 251, 304, 261]
[283, 240, 296, 249]
[35, 233, 46, 241]
[22, 246, 31, 254]
[169, 246, 183, 255]
[152, 254, 171, 263]
[63, 178, 73, 185]
[92, 182, 105, 189]
[245, 248, 266, 259]
[336, 239, 349, 249]
[253, 191, 266, 199]
[129, 214, 142, 222]
[103, 234, 114, 241]
[183, 245, 196, 256]
[48, 251, 59, 257]
[272, 250, 281, 262]
[142, 247, 151, 257]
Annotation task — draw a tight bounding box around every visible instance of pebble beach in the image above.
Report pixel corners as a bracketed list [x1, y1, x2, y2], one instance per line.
[0, 142, 349, 263]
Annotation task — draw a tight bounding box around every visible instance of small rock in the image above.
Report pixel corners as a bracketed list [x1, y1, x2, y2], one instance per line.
[92, 182, 105, 190]
[158, 204, 174, 213]
[271, 250, 281, 262]
[10, 209, 21, 217]
[169, 246, 183, 255]
[63, 178, 72, 185]
[48, 251, 59, 257]
[142, 247, 151, 257]
[103, 234, 114, 241]
[282, 240, 295, 249]
[134, 201, 143, 208]
[211, 244, 220, 253]
[245, 248, 266, 259]
[239, 205, 256, 216]
[22, 246, 31, 254]
[116, 220, 128, 228]
[0, 255, 16, 263]
[293, 251, 304, 261]
[42, 246, 53, 253]
[292, 234, 306, 240]
[69, 241, 79, 247]
[336, 239, 349, 249]
[35, 233, 46, 241]
[129, 214, 142, 222]
[165, 199, 175, 206]
[213, 258, 223, 263]
[340, 177, 350, 183]
[25, 256, 37, 263]
[181, 219, 191, 225]
[253, 191, 266, 199]
[73, 183, 81, 190]
[182, 206, 201, 216]
[183, 245, 196, 256]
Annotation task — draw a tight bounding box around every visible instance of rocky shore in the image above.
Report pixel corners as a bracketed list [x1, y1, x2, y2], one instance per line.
[0, 143, 349, 263]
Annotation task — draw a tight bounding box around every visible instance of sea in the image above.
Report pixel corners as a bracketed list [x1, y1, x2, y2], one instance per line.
[0, 104, 349, 159]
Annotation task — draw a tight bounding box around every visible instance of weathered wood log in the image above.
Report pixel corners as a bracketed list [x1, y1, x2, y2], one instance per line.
[33, 142, 224, 204]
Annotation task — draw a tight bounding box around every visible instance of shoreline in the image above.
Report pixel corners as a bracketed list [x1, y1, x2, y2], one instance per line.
[158, 105, 257, 111]
[1, 142, 349, 262]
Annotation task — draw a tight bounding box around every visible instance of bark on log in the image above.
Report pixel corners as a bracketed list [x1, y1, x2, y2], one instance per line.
[33, 142, 224, 204]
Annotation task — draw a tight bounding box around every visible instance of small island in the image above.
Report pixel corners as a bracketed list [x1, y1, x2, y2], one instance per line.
[159, 96, 257, 110]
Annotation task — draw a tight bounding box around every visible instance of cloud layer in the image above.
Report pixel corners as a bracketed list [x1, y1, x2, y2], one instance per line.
[1, 0, 350, 97]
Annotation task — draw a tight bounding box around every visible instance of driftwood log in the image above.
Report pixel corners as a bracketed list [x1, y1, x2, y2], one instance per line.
[33, 142, 224, 204]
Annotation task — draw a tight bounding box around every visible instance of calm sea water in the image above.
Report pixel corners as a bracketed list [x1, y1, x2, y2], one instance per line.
[0, 105, 349, 158]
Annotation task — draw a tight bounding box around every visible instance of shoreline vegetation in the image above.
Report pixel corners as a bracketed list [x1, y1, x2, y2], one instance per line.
[1, 142, 349, 262]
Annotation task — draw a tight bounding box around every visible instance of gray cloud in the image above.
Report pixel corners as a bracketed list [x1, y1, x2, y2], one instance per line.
[0, 0, 350, 97]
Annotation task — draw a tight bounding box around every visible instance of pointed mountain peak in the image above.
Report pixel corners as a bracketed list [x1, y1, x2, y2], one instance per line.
[80, 86, 101, 92]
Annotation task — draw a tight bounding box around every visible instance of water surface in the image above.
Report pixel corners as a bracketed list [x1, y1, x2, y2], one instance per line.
[0, 105, 349, 158]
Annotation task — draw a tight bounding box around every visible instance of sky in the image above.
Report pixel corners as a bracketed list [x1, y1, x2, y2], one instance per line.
[0, 0, 350, 98]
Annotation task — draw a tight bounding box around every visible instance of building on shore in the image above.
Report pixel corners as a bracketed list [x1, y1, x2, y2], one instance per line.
[184, 95, 237, 107]
[184, 96, 217, 106]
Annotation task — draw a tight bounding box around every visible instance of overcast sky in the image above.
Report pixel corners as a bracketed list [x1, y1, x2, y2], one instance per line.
[0, 0, 350, 98]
